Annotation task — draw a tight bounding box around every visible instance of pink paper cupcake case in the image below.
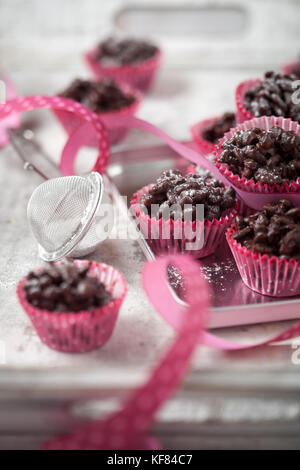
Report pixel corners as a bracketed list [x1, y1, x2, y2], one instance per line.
[85, 47, 162, 93]
[17, 260, 127, 353]
[235, 78, 261, 124]
[215, 115, 300, 194]
[190, 116, 220, 156]
[281, 60, 300, 78]
[54, 84, 142, 145]
[226, 225, 300, 297]
[131, 184, 237, 259]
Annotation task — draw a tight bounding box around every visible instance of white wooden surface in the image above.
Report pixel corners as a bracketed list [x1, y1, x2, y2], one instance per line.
[1, 0, 300, 450]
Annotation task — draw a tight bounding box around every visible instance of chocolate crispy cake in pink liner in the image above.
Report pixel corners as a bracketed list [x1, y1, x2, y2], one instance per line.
[235, 71, 300, 124]
[55, 78, 142, 144]
[215, 116, 300, 195]
[227, 199, 300, 297]
[191, 112, 236, 155]
[131, 169, 237, 259]
[17, 260, 127, 353]
[85, 37, 162, 92]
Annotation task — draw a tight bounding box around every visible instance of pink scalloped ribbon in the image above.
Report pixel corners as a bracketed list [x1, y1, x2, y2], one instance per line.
[0, 95, 110, 174]
[2, 96, 300, 450]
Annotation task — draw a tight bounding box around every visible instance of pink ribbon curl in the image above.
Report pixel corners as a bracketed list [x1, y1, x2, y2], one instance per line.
[62, 114, 300, 210]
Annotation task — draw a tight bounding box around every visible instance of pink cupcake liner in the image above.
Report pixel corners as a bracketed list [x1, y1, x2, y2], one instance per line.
[215, 115, 300, 195]
[281, 60, 300, 78]
[130, 184, 237, 259]
[190, 116, 219, 155]
[17, 260, 127, 353]
[53, 84, 142, 145]
[85, 47, 162, 93]
[226, 225, 300, 297]
[235, 78, 261, 124]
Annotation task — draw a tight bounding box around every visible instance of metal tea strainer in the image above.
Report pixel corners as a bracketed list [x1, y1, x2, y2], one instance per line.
[27, 172, 105, 261]
[8, 129, 114, 261]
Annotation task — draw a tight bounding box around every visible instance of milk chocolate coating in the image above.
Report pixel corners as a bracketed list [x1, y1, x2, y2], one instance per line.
[24, 261, 112, 312]
[59, 78, 135, 112]
[219, 126, 300, 184]
[140, 169, 236, 221]
[94, 37, 158, 66]
[233, 200, 300, 260]
[243, 71, 300, 123]
[202, 112, 236, 144]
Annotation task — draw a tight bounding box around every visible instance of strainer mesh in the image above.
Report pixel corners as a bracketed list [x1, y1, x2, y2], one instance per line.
[27, 174, 102, 259]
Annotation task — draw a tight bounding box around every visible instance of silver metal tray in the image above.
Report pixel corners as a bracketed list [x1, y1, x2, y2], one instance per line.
[109, 142, 300, 329]
[2, 132, 300, 452]
[2, 0, 300, 450]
